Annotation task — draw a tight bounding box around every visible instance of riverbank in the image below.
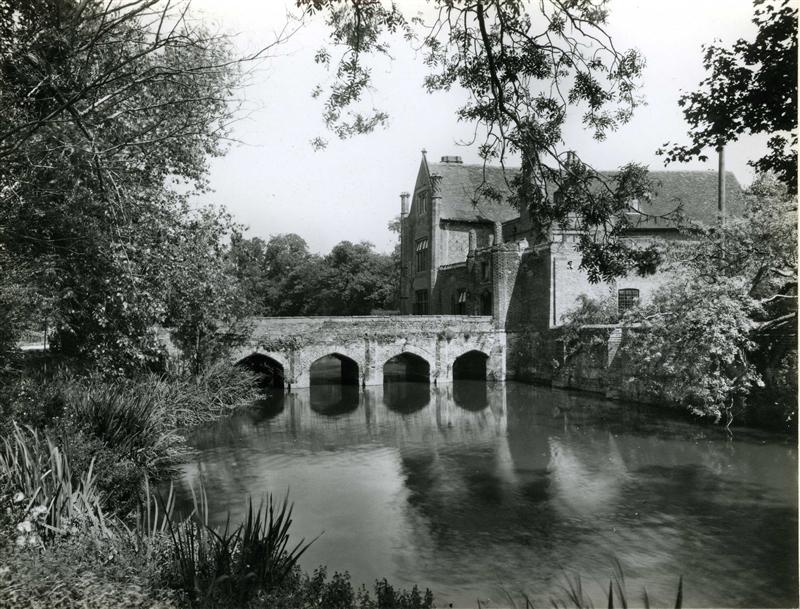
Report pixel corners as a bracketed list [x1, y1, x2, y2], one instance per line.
[0, 356, 438, 608]
[1, 356, 795, 607]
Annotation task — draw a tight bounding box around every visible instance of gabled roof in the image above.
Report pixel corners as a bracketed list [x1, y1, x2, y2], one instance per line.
[422, 154, 742, 229]
[426, 161, 519, 224]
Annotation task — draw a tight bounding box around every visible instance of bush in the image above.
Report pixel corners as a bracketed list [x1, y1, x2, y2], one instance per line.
[0, 517, 178, 608]
[0, 360, 259, 516]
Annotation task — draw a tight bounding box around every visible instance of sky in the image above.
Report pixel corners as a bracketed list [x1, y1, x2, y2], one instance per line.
[189, 0, 769, 255]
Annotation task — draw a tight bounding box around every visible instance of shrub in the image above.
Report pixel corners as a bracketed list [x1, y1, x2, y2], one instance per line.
[0, 519, 178, 609]
[166, 360, 260, 429]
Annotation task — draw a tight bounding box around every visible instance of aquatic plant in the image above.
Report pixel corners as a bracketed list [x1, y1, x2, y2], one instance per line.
[163, 484, 315, 606]
[0, 422, 108, 538]
[489, 557, 684, 609]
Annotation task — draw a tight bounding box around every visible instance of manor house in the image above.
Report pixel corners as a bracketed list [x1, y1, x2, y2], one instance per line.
[398, 151, 742, 335]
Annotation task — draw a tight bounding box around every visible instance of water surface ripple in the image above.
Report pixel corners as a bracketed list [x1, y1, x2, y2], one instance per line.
[173, 381, 798, 608]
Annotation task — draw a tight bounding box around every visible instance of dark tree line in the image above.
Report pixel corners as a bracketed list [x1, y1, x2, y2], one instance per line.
[231, 233, 398, 317]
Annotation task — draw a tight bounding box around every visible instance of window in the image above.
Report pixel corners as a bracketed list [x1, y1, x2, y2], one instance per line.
[417, 192, 427, 214]
[618, 288, 640, 312]
[415, 238, 429, 272]
[481, 291, 493, 315]
[456, 289, 467, 315]
[481, 261, 490, 281]
[414, 290, 429, 315]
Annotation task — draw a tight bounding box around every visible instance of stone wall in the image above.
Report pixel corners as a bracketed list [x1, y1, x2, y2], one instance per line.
[230, 315, 504, 388]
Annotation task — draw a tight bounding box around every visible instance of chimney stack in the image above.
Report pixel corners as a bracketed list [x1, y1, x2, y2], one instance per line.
[400, 192, 410, 218]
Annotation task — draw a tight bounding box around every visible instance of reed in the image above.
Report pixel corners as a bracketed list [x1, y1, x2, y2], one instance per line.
[0, 422, 109, 537]
[66, 379, 181, 475]
[162, 483, 315, 606]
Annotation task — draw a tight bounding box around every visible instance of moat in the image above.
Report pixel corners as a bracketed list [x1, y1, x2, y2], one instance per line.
[172, 374, 798, 608]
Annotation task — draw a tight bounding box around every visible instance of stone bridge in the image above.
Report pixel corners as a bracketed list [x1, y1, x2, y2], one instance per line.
[228, 316, 505, 388]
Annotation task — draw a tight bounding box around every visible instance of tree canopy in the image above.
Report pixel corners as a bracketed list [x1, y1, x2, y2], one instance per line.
[563, 173, 797, 427]
[301, 0, 664, 281]
[231, 234, 397, 316]
[0, 0, 279, 370]
[659, 0, 798, 193]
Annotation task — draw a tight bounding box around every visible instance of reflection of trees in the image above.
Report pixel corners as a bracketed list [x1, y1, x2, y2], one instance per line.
[547, 435, 629, 518]
[252, 392, 285, 420]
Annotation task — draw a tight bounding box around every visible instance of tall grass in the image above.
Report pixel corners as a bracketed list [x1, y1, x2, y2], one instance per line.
[0, 422, 109, 537]
[65, 379, 182, 475]
[162, 360, 261, 429]
[161, 483, 315, 606]
[495, 558, 685, 609]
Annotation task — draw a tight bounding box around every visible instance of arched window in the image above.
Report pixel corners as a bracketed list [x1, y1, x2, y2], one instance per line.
[618, 288, 640, 312]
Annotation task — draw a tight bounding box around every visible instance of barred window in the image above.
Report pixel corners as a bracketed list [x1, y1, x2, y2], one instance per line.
[415, 238, 429, 272]
[417, 192, 427, 214]
[414, 290, 429, 315]
[618, 288, 640, 312]
[456, 289, 467, 315]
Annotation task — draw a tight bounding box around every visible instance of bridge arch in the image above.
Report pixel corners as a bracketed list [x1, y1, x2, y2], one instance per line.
[235, 352, 287, 388]
[309, 352, 361, 386]
[382, 349, 431, 384]
[452, 349, 490, 381]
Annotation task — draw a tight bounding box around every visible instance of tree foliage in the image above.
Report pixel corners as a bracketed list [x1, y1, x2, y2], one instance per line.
[659, 0, 798, 193]
[625, 174, 796, 425]
[623, 278, 762, 427]
[231, 234, 397, 316]
[0, 0, 275, 370]
[559, 174, 797, 426]
[301, 0, 664, 281]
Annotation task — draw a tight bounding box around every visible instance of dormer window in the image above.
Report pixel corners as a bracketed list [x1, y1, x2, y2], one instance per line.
[417, 192, 427, 215]
[629, 198, 641, 213]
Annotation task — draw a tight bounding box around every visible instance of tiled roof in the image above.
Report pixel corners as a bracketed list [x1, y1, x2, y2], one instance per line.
[427, 162, 519, 223]
[630, 170, 743, 228]
[428, 159, 742, 229]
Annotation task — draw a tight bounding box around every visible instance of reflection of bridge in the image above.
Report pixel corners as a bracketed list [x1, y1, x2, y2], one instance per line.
[229, 316, 505, 388]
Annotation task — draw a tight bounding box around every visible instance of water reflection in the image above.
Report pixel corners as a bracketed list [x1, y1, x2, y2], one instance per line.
[173, 382, 798, 608]
[452, 379, 488, 411]
[310, 383, 360, 416]
[252, 393, 285, 420]
[383, 381, 430, 414]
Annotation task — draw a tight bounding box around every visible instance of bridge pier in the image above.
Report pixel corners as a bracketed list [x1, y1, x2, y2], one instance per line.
[228, 316, 506, 389]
